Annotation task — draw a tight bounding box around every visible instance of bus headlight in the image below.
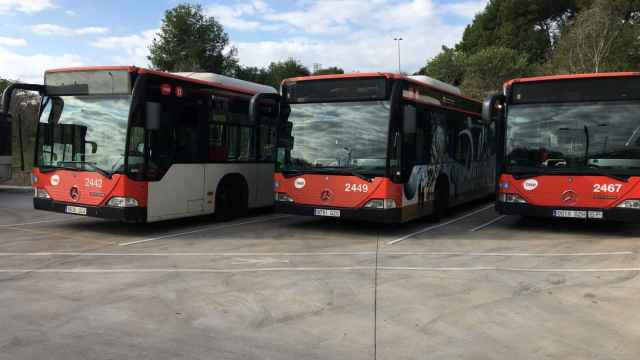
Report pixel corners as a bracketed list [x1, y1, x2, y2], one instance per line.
[275, 192, 294, 202]
[31, 174, 38, 185]
[616, 199, 640, 209]
[35, 188, 50, 199]
[363, 199, 397, 209]
[498, 193, 527, 203]
[107, 197, 139, 208]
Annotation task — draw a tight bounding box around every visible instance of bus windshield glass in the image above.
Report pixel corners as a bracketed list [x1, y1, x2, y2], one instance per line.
[285, 101, 390, 176]
[506, 101, 640, 174]
[37, 95, 132, 175]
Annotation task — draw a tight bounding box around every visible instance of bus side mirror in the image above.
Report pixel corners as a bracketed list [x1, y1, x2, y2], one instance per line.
[249, 93, 280, 124]
[86, 141, 98, 154]
[145, 102, 162, 131]
[482, 93, 505, 123]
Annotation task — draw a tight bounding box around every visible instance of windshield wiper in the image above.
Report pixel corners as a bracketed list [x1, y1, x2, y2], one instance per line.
[319, 167, 374, 182]
[510, 169, 630, 182]
[59, 161, 112, 179]
[511, 173, 541, 180]
[282, 168, 374, 182]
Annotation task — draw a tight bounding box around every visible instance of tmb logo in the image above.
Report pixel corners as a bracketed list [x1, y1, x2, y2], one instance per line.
[523, 179, 538, 191]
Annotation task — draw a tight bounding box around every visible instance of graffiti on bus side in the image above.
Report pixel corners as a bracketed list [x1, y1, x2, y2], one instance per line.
[404, 115, 495, 206]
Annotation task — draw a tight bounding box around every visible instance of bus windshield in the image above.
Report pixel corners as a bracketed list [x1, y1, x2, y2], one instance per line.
[506, 101, 640, 175]
[285, 100, 390, 176]
[37, 95, 131, 175]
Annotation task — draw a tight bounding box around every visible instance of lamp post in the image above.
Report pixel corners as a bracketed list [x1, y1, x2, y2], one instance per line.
[393, 37, 403, 73]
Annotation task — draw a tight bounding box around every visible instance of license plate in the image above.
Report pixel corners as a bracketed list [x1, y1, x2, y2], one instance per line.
[65, 205, 87, 216]
[314, 209, 341, 217]
[553, 210, 603, 219]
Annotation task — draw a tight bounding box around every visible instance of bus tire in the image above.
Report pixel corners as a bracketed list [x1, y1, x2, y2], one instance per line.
[433, 179, 449, 221]
[215, 176, 248, 221]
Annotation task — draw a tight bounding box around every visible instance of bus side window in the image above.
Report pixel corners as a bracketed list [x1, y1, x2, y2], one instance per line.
[415, 107, 431, 164]
[174, 98, 201, 163]
[259, 124, 277, 161]
[226, 125, 239, 160]
[208, 96, 229, 162]
[455, 113, 472, 166]
[238, 126, 254, 161]
[402, 104, 417, 174]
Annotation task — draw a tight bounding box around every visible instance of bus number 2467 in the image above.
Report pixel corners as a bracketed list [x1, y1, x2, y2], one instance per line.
[593, 184, 622, 193]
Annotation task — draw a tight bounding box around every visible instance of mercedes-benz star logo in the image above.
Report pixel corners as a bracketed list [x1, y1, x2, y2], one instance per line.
[70, 186, 80, 202]
[320, 189, 333, 202]
[561, 189, 577, 205]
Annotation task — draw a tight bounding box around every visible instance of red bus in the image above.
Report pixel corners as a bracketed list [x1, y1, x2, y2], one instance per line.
[2, 66, 284, 222]
[274, 73, 495, 223]
[483, 72, 640, 221]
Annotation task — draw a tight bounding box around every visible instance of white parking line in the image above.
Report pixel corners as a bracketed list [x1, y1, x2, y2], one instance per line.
[0, 266, 639, 273]
[0, 267, 372, 273]
[118, 214, 292, 246]
[0, 217, 80, 228]
[381, 266, 640, 273]
[470, 215, 507, 232]
[387, 204, 495, 245]
[0, 251, 634, 257]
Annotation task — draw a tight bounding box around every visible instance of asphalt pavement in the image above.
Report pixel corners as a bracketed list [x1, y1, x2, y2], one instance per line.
[1, 190, 639, 360]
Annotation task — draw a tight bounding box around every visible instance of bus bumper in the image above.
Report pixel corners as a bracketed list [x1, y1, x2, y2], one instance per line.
[34, 198, 147, 223]
[496, 202, 640, 222]
[275, 202, 402, 223]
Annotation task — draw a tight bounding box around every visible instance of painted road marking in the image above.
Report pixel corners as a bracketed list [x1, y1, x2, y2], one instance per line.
[387, 204, 495, 245]
[231, 257, 290, 265]
[470, 215, 507, 232]
[118, 214, 292, 246]
[0, 251, 634, 257]
[0, 217, 83, 228]
[1, 266, 639, 273]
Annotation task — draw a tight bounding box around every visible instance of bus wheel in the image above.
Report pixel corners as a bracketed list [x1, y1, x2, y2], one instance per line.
[215, 177, 248, 221]
[433, 180, 449, 221]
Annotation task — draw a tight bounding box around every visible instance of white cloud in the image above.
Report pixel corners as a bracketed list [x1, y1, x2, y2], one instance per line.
[31, 24, 109, 36]
[65, 9, 76, 16]
[440, 0, 488, 19]
[0, 46, 83, 83]
[234, 0, 471, 73]
[205, 0, 273, 31]
[90, 29, 158, 67]
[0, 0, 54, 14]
[0, 36, 27, 47]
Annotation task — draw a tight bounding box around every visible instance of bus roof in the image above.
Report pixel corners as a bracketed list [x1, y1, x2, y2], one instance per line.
[505, 72, 640, 87]
[284, 72, 478, 103]
[44, 66, 277, 96]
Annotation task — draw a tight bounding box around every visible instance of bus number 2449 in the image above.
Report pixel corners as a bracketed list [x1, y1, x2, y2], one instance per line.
[345, 183, 369, 193]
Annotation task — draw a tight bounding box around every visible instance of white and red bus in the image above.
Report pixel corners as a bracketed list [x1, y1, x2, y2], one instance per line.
[2, 66, 283, 222]
[484, 72, 640, 221]
[274, 73, 495, 223]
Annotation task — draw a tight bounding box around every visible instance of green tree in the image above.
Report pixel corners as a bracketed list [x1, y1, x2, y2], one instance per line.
[416, 46, 467, 86]
[459, 0, 577, 64]
[461, 47, 532, 99]
[234, 66, 270, 85]
[264, 58, 310, 88]
[0, 79, 11, 95]
[312, 66, 344, 75]
[148, 3, 238, 74]
[546, 0, 640, 73]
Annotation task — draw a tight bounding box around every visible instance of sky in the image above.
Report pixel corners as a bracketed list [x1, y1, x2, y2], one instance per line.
[0, 0, 488, 84]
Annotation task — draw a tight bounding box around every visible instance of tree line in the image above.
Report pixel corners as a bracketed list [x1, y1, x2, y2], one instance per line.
[148, 4, 343, 88]
[418, 0, 640, 99]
